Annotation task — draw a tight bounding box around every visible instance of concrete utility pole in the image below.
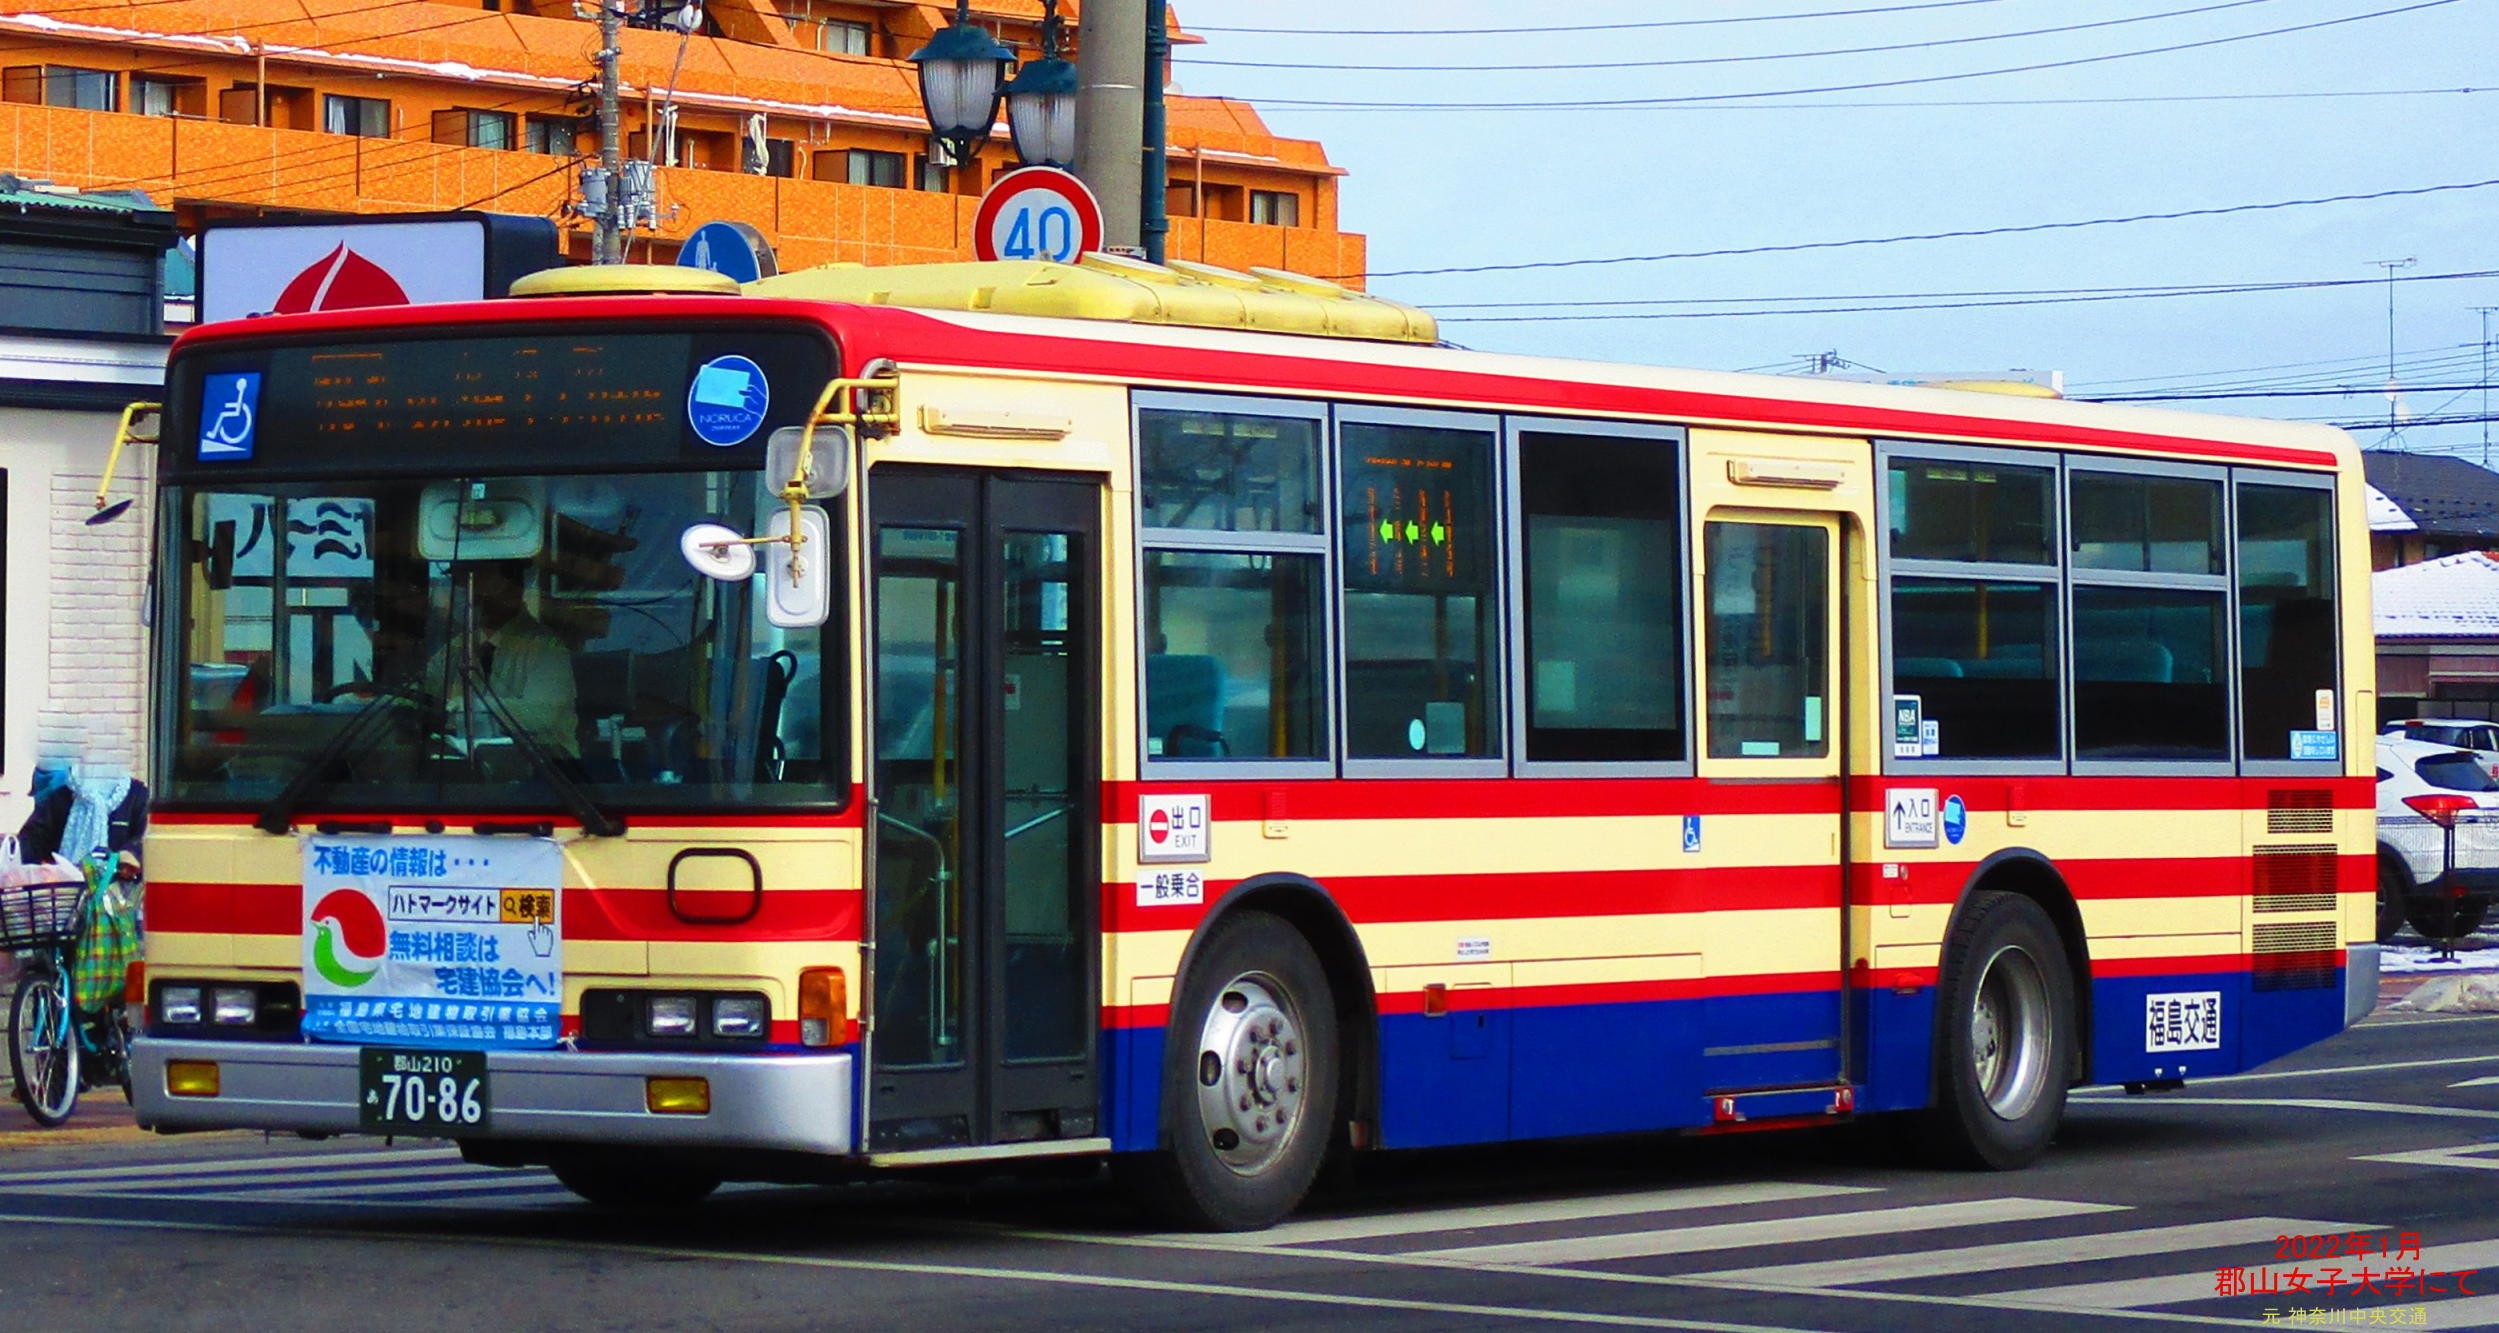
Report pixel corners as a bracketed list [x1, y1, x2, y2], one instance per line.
[2477, 307, 2498, 468]
[594, 0, 625, 264]
[1075, 0, 1145, 255]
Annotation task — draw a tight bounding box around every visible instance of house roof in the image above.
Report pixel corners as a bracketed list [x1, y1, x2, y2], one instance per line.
[2364, 452, 2499, 537]
[0, 176, 161, 215]
[2367, 484, 2418, 532]
[2376, 550, 2499, 638]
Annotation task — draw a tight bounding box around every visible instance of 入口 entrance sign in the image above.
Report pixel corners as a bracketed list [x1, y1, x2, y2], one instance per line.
[973, 167, 1104, 265]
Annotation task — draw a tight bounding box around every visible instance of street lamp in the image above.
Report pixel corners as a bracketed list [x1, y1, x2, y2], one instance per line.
[1004, 0, 1078, 170]
[908, 0, 1013, 172]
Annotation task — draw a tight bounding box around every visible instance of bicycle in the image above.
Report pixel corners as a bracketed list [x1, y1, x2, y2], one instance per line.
[3, 861, 135, 1126]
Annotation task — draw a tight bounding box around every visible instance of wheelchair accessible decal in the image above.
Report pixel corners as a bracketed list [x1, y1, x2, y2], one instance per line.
[687, 354, 769, 446]
[198, 371, 261, 461]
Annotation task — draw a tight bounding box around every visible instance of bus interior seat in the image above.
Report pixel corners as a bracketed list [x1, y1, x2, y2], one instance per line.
[2075, 636, 2173, 683]
[1958, 644, 2045, 679]
[1147, 653, 1228, 757]
[750, 650, 797, 780]
[1345, 659, 1478, 755]
[1893, 656, 1964, 678]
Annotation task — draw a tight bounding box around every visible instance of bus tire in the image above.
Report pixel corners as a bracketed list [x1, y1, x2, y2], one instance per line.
[550, 1154, 721, 1209]
[1922, 890, 2075, 1171]
[1125, 910, 1339, 1231]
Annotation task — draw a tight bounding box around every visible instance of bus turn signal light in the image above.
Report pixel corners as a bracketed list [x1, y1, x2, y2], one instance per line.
[165, 1061, 220, 1098]
[2404, 794, 2479, 828]
[798, 967, 846, 1047]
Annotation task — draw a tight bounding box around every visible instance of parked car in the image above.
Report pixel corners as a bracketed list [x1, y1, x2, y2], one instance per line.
[2382, 718, 2499, 780]
[2375, 735, 2499, 942]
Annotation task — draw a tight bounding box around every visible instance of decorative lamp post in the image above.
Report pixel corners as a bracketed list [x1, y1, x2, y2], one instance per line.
[908, 0, 1014, 172]
[1004, 0, 1079, 170]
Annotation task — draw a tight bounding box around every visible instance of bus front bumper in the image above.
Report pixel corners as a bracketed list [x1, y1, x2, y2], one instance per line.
[130, 1038, 855, 1155]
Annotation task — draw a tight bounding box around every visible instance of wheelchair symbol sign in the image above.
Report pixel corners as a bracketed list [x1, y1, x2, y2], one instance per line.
[198, 372, 261, 461]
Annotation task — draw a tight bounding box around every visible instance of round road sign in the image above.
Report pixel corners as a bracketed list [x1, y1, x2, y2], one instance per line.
[973, 167, 1104, 265]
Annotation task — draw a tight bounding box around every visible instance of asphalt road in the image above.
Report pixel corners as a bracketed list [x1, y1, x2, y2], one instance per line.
[3, 1008, 2496, 1332]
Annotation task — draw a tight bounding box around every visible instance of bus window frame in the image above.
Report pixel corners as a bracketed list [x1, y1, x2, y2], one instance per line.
[1877, 440, 2070, 778]
[2063, 454, 2237, 777]
[1502, 415, 1694, 779]
[1334, 402, 1509, 780]
[1131, 389, 1337, 782]
[2232, 466, 2344, 778]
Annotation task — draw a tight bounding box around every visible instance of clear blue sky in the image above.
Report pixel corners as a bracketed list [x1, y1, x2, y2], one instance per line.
[1173, 0, 2499, 456]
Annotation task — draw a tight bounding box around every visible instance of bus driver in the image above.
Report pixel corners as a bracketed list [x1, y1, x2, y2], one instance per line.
[431, 559, 579, 761]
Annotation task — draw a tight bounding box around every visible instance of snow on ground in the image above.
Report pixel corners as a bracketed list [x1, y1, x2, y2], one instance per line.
[2381, 930, 2499, 974]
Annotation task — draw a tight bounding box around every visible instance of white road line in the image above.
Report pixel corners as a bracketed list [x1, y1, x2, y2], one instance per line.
[2071, 1053, 2499, 1094]
[2090, 1097, 2499, 1121]
[0, 1149, 459, 1185]
[214, 1173, 564, 1200]
[44, 1162, 488, 1194]
[2014, 1238, 2499, 1310]
[1167, 1182, 1881, 1249]
[2358, 1143, 2499, 1171]
[1689, 1217, 2366, 1288]
[1410, 1197, 2126, 1266]
[2363, 1294, 2499, 1329]
[0, 1212, 1823, 1333]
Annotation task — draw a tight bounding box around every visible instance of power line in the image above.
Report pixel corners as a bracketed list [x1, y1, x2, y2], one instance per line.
[1359, 176, 2499, 280]
[1222, 0, 2464, 110]
[1182, 0, 2293, 71]
[2070, 341, 2482, 390]
[1185, 0, 2021, 36]
[1235, 87, 2492, 113]
[1430, 268, 2499, 311]
[2086, 385, 2499, 402]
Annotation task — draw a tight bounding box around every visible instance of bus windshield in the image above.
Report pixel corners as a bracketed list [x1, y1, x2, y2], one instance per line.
[164, 469, 843, 813]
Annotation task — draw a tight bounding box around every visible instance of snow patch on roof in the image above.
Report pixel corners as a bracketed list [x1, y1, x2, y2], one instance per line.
[2377, 551, 2499, 637]
[2369, 484, 2419, 532]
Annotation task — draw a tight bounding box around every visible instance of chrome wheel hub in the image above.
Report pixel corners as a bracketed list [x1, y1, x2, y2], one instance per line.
[1969, 943, 2051, 1120]
[1193, 974, 1307, 1176]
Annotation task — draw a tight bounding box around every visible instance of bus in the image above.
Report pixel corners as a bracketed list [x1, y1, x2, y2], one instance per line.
[128, 256, 2373, 1231]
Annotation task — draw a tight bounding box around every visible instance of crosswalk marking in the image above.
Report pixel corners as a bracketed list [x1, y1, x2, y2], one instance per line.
[215, 1173, 573, 1201]
[1411, 1197, 2126, 1266]
[1689, 1217, 2366, 1289]
[0, 1148, 459, 1186]
[44, 1162, 487, 1194]
[2357, 1142, 2499, 1172]
[1177, 1182, 1882, 1249]
[2013, 1237, 2499, 1309]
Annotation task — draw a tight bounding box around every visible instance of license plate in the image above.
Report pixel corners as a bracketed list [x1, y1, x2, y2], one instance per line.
[358, 1047, 491, 1133]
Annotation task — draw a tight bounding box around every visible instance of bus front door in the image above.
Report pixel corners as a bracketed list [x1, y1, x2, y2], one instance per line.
[866, 467, 1102, 1153]
[1696, 512, 1851, 1106]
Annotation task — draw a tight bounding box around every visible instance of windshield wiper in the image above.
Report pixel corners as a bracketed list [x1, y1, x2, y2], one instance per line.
[455, 660, 626, 838]
[253, 670, 442, 834]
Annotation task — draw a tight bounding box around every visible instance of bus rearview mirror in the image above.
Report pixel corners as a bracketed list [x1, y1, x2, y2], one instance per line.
[766, 425, 850, 500]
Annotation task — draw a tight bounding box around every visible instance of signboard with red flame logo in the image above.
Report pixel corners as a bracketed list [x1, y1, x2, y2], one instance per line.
[197, 211, 560, 326]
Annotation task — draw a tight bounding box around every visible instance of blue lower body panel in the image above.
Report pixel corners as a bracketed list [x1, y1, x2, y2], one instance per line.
[2088, 967, 2346, 1085]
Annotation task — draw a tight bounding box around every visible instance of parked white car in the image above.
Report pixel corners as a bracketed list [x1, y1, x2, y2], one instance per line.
[2382, 718, 2499, 781]
[2375, 735, 2499, 942]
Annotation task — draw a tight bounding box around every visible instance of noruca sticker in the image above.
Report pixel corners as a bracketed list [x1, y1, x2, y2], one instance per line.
[2146, 991, 2223, 1052]
[1138, 794, 1210, 864]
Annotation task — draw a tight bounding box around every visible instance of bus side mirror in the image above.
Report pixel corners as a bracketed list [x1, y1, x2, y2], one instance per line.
[677, 510, 832, 630]
[766, 425, 850, 500]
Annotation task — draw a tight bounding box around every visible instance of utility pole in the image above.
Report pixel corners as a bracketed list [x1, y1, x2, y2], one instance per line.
[1141, 0, 1167, 264]
[2375, 257, 2415, 445]
[2477, 307, 2498, 468]
[1075, 0, 1145, 255]
[594, 0, 625, 264]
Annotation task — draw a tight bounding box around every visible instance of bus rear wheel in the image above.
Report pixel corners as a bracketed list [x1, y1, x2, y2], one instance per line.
[549, 1154, 721, 1209]
[1122, 910, 1338, 1232]
[1923, 891, 2075, 1171]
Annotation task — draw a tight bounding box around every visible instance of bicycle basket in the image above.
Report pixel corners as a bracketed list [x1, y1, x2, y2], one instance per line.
[0, 876, 87, 951]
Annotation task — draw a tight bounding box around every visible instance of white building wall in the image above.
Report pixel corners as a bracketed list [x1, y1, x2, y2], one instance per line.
[0, 391, 161, 835]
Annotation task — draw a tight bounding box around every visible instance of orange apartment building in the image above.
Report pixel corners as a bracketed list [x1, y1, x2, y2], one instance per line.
[0, 0, 1362, 275]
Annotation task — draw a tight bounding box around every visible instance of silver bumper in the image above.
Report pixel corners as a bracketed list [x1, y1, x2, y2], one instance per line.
[131, 1038, 854, 1155]
[2346, 942, 2382, 1027]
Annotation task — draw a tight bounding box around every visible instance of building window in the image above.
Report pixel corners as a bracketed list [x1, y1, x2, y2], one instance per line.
[1519, 429, 1684, 764]
[1249, 189, 1299, 227]
[914, 153, 950, 193]
[131, 75, 205, 118]
[1137, 402, 1329, 764]
[1338, 416, 1501, 762]
[763, 139, 797, 178]
[524, 116, 580, 155]
[846, 148, 906, 188]
[2239, 480, 2339, 763]
[814, 17, 872, 53]
[5, 65, 117, 110]
[1705, 522, 1828, 760]
[434, 108, 516, 150]
[322, 94, 390, 138]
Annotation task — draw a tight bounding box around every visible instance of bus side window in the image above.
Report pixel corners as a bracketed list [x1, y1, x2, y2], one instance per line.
[1518, 429, 1684, 764]
[1339, 418, 1501, 762]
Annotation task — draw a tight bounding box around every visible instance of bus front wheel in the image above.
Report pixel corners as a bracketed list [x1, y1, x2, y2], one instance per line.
[1124, 910, 1339, 1231]
[549, 1154, 721, 1209]
[1923, 891, 2075, 1171]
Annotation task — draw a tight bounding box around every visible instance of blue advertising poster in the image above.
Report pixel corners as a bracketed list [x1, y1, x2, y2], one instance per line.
[301, 835, 563, 1049]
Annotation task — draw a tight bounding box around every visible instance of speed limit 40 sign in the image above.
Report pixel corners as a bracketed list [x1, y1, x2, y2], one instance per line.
[973, 166, 1104, 265]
